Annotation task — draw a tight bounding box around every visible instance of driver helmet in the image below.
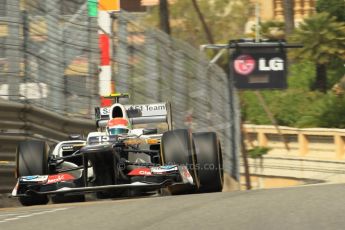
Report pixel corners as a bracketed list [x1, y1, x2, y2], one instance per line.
[107, 118, 130, 136]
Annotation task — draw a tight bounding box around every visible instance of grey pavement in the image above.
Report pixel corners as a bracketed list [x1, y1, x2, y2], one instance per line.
[1, 183, 345, 230]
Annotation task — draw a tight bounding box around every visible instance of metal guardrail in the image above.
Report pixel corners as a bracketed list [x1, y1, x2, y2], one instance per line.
[0, 100, 96, 193]
[0, 99, 95, 140]
[0, 163, 15, 194]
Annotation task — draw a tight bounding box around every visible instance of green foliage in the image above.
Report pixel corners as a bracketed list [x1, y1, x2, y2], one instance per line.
[316, 0, 345, 22]
[289, 13, 345, 92]
[291, 13, 345, 65]
[241, 89, 324, 127]
[258, 20, 285, 40]
[242, 89, 345, 128]
[288, 60, 315, 90]
[311, 95, 345, 128]
[328, 60, 345, 89]
[145, 0, 251, 46]
[247, 147, 270, 159]
[241, 60, 345, 128]
[269, 90, 321, 127]
[241, 91, 270, 125]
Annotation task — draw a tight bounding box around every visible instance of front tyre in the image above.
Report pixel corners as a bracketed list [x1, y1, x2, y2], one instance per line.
[51, 195, 85, 204]
[16, 140, 50, 206]
[16, 140, 49, 177]
[161, 129, 199, 194]
[19, 196, 49, 206]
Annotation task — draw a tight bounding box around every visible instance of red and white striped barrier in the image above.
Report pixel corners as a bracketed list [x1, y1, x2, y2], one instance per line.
[97, 0, 120, 106]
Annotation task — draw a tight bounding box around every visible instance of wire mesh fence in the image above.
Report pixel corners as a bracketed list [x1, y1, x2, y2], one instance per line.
[0, 0, 99, 116]
[111, 11, 241, 179]
[0, 0, 240, 180]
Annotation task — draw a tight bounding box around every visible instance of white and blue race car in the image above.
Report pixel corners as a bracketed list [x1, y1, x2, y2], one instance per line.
[12, 94, 223, 206]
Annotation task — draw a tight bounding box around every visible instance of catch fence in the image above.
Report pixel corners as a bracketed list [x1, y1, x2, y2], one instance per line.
[0, 0, 240, 180]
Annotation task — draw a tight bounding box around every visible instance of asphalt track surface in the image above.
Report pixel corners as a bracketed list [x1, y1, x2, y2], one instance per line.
[1, 183, 345, 230]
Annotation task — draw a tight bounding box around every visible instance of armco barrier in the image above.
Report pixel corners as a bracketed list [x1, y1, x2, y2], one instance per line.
[0, 100, 95, 140]
[0, 163, 15, 194]
[0, 100, 96, 194]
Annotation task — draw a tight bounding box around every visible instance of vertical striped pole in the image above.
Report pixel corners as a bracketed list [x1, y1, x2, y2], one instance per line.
[89, 0, 120, 107]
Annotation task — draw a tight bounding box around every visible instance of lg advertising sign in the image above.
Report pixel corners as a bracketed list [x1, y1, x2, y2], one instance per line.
[231, 47, 287, 89]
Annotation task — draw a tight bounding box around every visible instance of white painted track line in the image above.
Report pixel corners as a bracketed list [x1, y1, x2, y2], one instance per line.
[0, 208, 69, 224]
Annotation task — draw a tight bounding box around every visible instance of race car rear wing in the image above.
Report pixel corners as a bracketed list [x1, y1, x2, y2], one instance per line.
[95, 102, 173, 130]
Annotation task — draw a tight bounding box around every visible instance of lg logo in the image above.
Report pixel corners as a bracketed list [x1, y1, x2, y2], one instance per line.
[259, 57, 284, 71]
[234, 55, 256, 75]
[234, 55, 284, 75]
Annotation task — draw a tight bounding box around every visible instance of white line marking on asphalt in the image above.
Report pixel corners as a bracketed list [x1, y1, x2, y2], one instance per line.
[0, 213, 25, 217]
[0, 207, 69, 224]
[2, 217, 19, 221]
[0, 212, 35, 219]
[16, 214, 36, 218]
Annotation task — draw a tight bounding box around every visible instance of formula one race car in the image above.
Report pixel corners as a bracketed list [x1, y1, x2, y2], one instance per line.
[11, 93, 223, 206]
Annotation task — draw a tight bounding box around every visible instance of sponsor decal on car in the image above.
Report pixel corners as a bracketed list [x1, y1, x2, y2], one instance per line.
[179, 166, 194, 185]
[128, 168, 153, 176]
[20, 175, 48, 183]
[62, 145, 74, 150]
[151, 165, 178, 174]
[46, 173, 75, 184]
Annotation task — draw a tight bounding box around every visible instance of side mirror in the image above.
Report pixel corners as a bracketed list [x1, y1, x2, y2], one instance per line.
[68, 134, 82, 140]
[96, 119, 108, 128]
[142, 128, 158, 135]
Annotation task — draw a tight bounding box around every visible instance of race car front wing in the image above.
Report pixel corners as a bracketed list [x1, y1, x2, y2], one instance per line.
[20, 180, 175, 196]
[11, 165, 194, 197]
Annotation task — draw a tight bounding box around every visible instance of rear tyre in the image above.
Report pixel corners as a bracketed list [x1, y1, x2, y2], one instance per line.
[161, 129, 199, 194]
[16, 140, 50, 206]
[193, 132, 223, 193]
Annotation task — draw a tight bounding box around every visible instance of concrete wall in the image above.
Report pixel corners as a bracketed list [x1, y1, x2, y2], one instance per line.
[242, 124, 345, 189]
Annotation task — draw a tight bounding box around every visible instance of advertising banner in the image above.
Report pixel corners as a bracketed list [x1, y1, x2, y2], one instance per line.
[231, 47, 287, 89]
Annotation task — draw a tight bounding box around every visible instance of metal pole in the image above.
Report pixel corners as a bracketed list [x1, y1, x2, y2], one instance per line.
[116, 13, 129, 94]
[88, 16, 99, 117]
[255, 2, 260, 43]
[61, 11, 67, 115]
[197, 56, 210, 128]
[159, 0, 171, 34]
[22, 10, 29, 102]
[6, 0, 20, 101]
[228, 50, 251, 189]
[46, 0, 64, 112]
[172, 51, 186, 128]
[145, 31, 159, 102]
[283, 0, 295, 35]
[240, 123, 251, 190]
